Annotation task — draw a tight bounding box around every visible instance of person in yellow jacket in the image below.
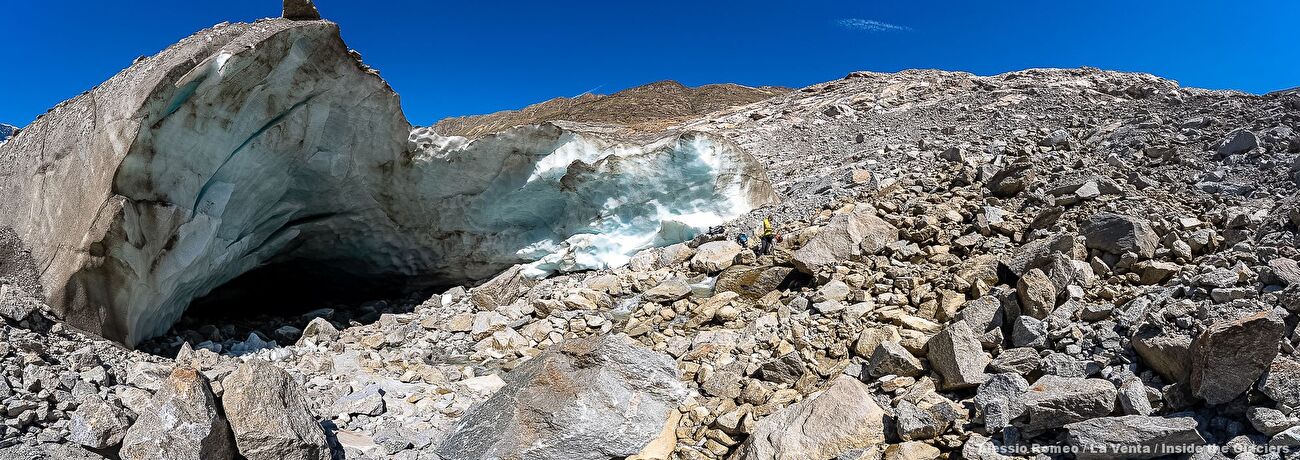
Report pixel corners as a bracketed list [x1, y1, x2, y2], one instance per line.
[758, 216, 776, 255]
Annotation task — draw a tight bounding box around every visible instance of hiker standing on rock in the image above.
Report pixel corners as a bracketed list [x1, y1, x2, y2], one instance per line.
[758, 216, 776, 255]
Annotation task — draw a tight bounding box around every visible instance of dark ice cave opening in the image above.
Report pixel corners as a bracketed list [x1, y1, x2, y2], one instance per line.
[139, 258, 446, 357]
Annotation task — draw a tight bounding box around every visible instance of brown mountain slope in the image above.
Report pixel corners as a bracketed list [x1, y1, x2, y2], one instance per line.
[429, 80, 789, 137]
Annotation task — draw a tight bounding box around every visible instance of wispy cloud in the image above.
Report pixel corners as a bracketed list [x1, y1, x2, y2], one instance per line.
[836, 18, 912, 33]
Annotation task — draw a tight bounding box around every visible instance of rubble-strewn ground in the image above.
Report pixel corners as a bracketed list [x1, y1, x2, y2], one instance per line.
[3, 66, 1300, 460]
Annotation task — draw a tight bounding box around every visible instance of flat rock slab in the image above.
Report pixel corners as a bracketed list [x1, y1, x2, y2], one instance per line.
[1066, 415, 1204, 460]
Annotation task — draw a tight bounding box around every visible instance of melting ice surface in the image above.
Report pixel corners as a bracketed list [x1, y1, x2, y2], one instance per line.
[409, 127, 764, 280]
[512, 135, 754, 277]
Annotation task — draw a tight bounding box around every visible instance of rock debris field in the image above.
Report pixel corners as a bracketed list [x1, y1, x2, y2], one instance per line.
[1, 1, 1300, 460]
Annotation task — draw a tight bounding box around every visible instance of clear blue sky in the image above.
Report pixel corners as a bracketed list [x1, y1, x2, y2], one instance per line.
[3, 1, 1297, 127]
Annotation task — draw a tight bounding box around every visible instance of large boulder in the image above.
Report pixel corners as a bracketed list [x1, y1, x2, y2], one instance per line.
[690, 241, 743, 273]
[1259, 356, 1300, 411]
[926, 320, 990, 390]
[715, 265, 797, 299]
[220, 361, 330, 460]
[1081, 213, 1158, 258]
[642, 278, 693, 303]
[1216, 128, 1259, 156]
[729, 376, 887, 460]
[1065, 415, 1205, 460]
[1021, 376, 1117, 432]
[792, 206, 898, 274]
[67, 394, 132, 449]
[437, 334, 687, 460]
[120, 368, 236, 460]
[1131, 324, 1192, 384]
[1189, 311, 1285, 405]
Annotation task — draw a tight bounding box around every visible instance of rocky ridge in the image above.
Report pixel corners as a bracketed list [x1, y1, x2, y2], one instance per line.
[2, 2, 1300, 460]
[430, 80, 789, 138]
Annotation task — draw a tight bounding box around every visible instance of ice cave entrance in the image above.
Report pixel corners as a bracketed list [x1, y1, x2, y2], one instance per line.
[156, 128, 772, 350]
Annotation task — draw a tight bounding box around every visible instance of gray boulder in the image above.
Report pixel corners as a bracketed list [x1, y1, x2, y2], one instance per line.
[926, 320, 990, 390]
[1081, 213, 1158, 258]
[867, 341, 924, 378]
[1189, 311, 1284, 405]
[690, 241, 743, 273]
[220, 361, 330, 460]
[1246, 407, 1292, 436]
[989, 347, 1041, 375]
[438, 334, 687, 460]
[975, 373, 1030, 432]
[792, 206, 897, 274]
[1131, 325, 1192, 384]
[643, 278, 693, 303]
[1016, 268, 1056, 319]
[715, 265, 796, 299]
[1004, 232, 1086, 276]
[332, 384, 386, 416]
[67, 394, 132, 449]
[757, 352, 809, 385]
[1065, 415, 1205, 460]
[1021, 375, 1117, 431]
[730, 376, 887, 460]
[1216, 128, 1259, 156]
[120, 367, 235, 460]
[1259, 356, 1300, 411]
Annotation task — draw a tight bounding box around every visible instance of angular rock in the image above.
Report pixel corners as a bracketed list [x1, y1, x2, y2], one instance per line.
[283, 0, 322, 20]
[985, 161, 1037, 197]
[758, 352, 809, 385]
[792, 206, 898, 274]
[643, 278, 693, 303]
[1117, 379, 1154, 416]
[926, 320, 989, 390]
[438, 334, 686, 460]
[1267, 258, 1300, 287]
[691, 241, 743, 273]
[1189, 311, 1284, 405]
[1081, 213, 1158, 258]
[1131, 325, 1192, 384]
[975, 373, 1030, 432]
[1246, 407, 1291, 437]
[716, 265, 797, 299]
[1022, 376, 1117, 431]
[1216, 128, 1259, 156]
[120, 368, 236, 460]
[1016, 268, 1057, 319]
[220, 361, 330, 460]
[1271, 425, 1300, 448]
[730, 376, 887, 460]
[1005, 232, 1087, 276]
[1065, 415, 1205, 460]
[989, 347, 1041, 375]
[68, 394, 132, 449]
[895, 398, 957, 441]
[867, 341, 924, 378]
[296, 317, 339, 346]
[332, 384, 386, 416]
[1258, 356, 1300, 411]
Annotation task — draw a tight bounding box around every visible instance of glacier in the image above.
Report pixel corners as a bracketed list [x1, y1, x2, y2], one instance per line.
[0, 19, 776, 346]
[406, 126, 770, 280]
